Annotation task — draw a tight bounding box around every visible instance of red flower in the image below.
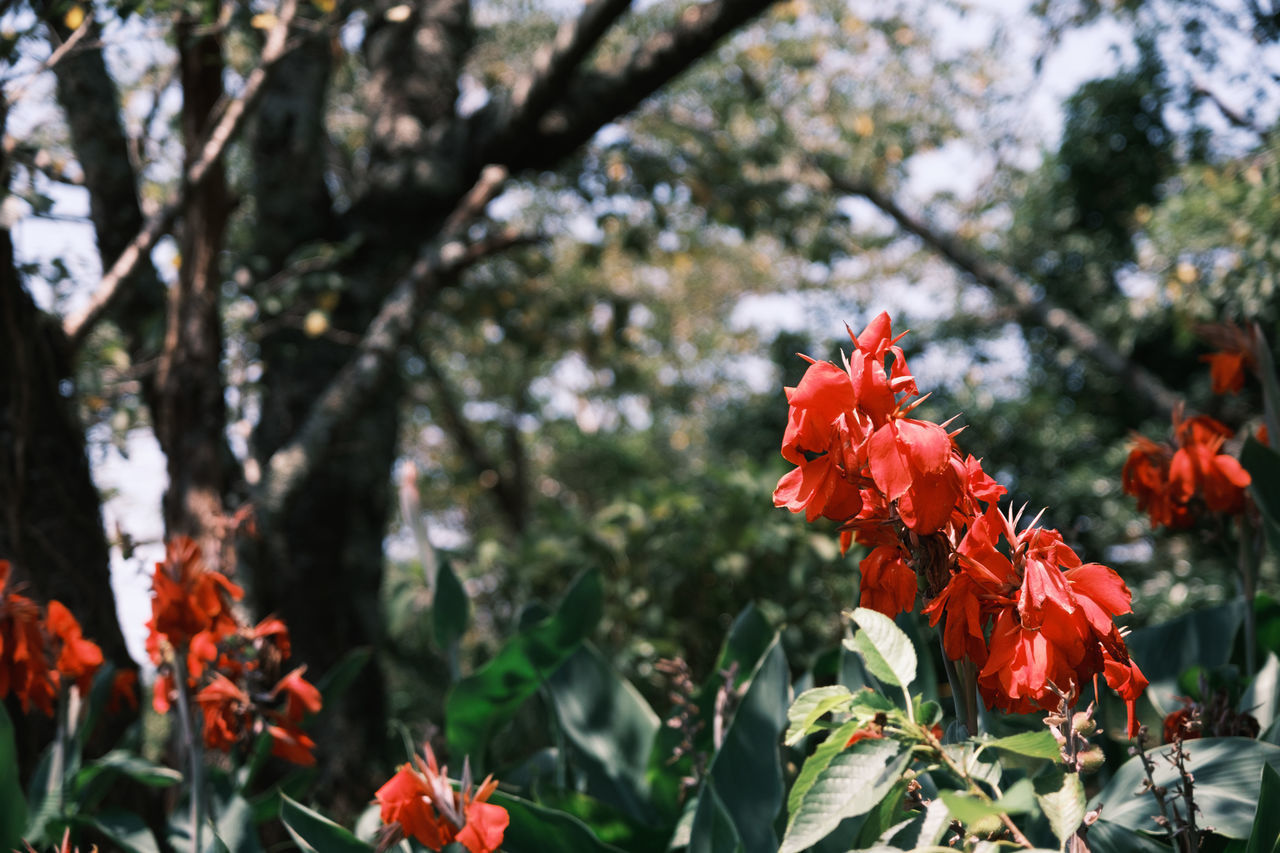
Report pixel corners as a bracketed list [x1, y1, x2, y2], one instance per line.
[108, 669, 140, 713]
[1124, 412, 1251, 529]
[0, 561, 57, 715]
[857, 545, 918, 617]
[146, 536, 244, 689]
[45, 601, 103, 693]
[1198, 322, 1256, 395]
[375, 744, 508, 853]
[271, 666, 322, 724]
[197, 674, 252, 752]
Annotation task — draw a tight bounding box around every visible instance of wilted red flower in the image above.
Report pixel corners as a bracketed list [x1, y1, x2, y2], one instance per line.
[376, 744, 508, 853]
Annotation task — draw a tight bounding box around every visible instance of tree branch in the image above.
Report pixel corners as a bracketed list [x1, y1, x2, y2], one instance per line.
[494, 0, 634, 149]
[481, 0, 777, 170]
[820, 167, 1181, 419]
[61, 0, 302, 349]
[256, 165, 537, 518]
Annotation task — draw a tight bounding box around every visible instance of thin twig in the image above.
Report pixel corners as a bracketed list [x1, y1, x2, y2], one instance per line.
[62, 0, 302, 348]
[3, 14, 92, 108]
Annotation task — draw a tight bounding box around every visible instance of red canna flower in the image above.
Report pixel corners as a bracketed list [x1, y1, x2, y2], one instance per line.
[196, 674, 252, 752]
[0, 561, 57, 715]
[45, 600, 104, 693]
[146, 536, 244, 690]
[375, 744, 509, 853]
[1124, 411, 1251, 529]
[1197, 322, 1257, 395]
[271, 666, 322, 724]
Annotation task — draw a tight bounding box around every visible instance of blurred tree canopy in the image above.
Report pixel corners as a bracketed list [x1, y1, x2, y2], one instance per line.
[1, 0, 1278, 810]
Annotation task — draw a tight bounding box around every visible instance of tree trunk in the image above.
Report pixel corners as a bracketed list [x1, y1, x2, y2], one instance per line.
[155, 15, 231, 564]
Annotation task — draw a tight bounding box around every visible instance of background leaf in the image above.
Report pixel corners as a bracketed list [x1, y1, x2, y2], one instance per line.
[1091, 737, 1280, 839]
[446, 569, 602, 764]
[279, 794, 370, 853]
[545, 642, 660, 824]
[0, 702, 27, 851]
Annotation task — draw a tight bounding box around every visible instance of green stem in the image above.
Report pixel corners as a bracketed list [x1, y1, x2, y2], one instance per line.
[1239, 515, 1258, 679]
[936, 620, 977, 737]
[173, 655, 204, 853]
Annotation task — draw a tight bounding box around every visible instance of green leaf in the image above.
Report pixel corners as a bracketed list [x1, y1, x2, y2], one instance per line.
[1245, 763, 1280, 853]
[1085, 819, 1175, 851]
[1243, 437, 1280, 546]
[446, 569, 603, 765]
[941, 778, 1036, 825]
[279, 794, 370, 852]
[1243, 651, 1280, 733]
[699, 636, 789, 853]
[433, 555, 470, 653]
[847, 608, 916, 690]
[1123, 602, 1245, 716]
[688, 784, 744, 853]
[785, 686, 853, 746]
[546, 642, 660, 824]
[493, 792, 625, 853]
[1035, 767, 1086, 846]
[71, 810, 162, 853]
[1091, 737, 1280, 839]
[70, 750, 183, 813]
[981, 730, 1062, 761]
[779, 736, 909, 853]
[0, 702, 27, 851]
[787, 720, 860, 816]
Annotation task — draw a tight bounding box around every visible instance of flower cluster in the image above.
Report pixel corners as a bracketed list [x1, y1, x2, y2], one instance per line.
[1123, 410, 1252, 529]
[774, 313, 1147, 733]
[146, 537, 321, 765]
[375, 743, 508, 853]
[0, 559, 106, 716]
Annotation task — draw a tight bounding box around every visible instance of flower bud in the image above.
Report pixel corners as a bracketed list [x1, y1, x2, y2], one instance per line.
[968, 814, 1005, 839]
[1078, 745, 1106, 775]
[1072, 711, 1098, 738]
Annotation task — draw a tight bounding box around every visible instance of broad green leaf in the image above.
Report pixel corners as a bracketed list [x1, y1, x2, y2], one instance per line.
[779, 736, 909, 853]
[546, 642, 660, 824]
[688, 783, 744, 853]
[493, 792, 625, 853]
[785, 685, 853, 745]
[981, 730, 1062, 761]
[0, 702, 27, 851]
[433, 555, 470, 653]
[279, 794, 370, 852]
[699, 636, 789, 853]
[1085, 819, 1175, 852]
[847, 608, 916, 690]
[1242, 651, 1280, 732]
[70, 750, 183, 814]
[1091, 737, 1280, 839]
[1034, 767, 1086, 846]
[71, 810, 162, 853]
[1245, 763, 1280, 853]
[649, 605, 778, 824]
[1243, 437, 1280, 551]
[210, 793, 262, 853]
[1122, 602, 1245, 717]
[446, 569, 602, 764]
